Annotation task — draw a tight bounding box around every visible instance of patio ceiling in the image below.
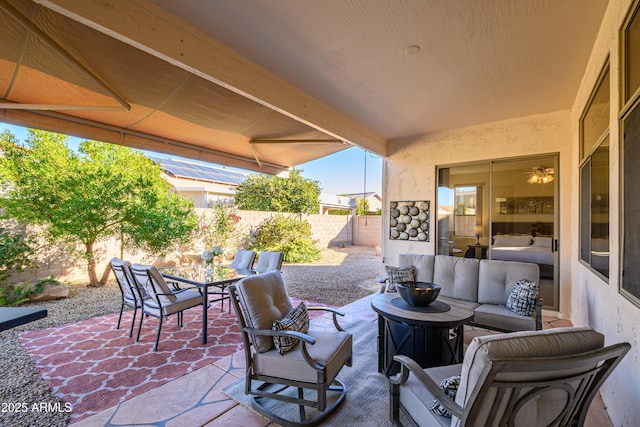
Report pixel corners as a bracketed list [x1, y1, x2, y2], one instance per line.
[0, 0, 608, 175]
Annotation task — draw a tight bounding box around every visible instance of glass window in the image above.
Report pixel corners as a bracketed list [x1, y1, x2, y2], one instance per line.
[454, 186, 482, 237]
[621, 0, 640, 307]
[622, 104, 640, 304]
[623, 3, 640, 105]
[580, 59, 610, 280]
[581, 65, 609, 160]
[580, 138, 609, 279]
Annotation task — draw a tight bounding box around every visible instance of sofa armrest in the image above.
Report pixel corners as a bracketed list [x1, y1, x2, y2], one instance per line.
[379, 277, 387, 293]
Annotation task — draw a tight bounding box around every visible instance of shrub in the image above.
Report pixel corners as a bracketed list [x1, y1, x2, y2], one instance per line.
[0, 227, 41, 306]
[250, 214, 321, 263]
[192, 201, 245, 259]
[0, 227, 34, 284]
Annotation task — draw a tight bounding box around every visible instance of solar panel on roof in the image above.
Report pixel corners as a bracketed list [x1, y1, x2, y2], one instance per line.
[150, 156, 248, 185]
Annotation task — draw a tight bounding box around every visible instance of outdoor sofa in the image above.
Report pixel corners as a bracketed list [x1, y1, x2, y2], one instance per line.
[383, 254, 542, 332]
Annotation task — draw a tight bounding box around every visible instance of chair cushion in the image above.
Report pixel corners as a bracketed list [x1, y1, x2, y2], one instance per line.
[272, 302, 310, 355]
[230, 250, 256, 269]
[110, 258, 137, 301]
[400, 364, 460, 427]
[384, 265, 415, 292]
[142, 289, 202, 317]
[454, 326, 605, 426]
[254, 325, 352, 384]
[147, 266, 178, 303]
[236, 270, 293, 352]
[506, 279, 539, 316]
[255, 251, 283, 272]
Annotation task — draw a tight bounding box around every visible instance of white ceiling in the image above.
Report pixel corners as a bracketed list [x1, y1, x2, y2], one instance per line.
[150, 0, 609, 141]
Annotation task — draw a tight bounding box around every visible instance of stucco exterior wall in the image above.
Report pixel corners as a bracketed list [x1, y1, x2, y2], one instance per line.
[8, 210, 381, 286]
[382, 109, 573, 315]
[381, 0, 640, 423]
[569, 1, 639, 425]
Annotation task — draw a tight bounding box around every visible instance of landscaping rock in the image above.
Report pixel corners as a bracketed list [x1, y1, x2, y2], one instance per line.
[29, 283, 70, 301]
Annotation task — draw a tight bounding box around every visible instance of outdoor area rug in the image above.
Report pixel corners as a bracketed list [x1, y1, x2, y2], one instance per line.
[223, 317, 396, 426]
[19, 297, 319, 423]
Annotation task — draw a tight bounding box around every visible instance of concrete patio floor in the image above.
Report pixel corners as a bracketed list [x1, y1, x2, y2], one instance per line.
[71, 294, 613, 427]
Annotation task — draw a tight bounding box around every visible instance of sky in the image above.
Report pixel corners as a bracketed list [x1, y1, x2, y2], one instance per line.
[0, 123, 383, 196]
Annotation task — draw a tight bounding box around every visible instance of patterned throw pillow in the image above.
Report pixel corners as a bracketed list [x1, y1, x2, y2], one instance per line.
[384, 265, 416, 292]
[272, 302, 310, 355]
[429, 375, 461, 417]
[506, 279, 540, 316]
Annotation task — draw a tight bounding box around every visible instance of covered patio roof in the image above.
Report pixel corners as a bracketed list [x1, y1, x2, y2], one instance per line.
[0, 0, 607, 174]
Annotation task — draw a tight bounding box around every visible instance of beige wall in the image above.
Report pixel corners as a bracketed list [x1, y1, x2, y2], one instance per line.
[569, 1, 639, 425]
[381, 0, 640, 423]
[383, 109, 572, 313]
[8, 210, 381, 286]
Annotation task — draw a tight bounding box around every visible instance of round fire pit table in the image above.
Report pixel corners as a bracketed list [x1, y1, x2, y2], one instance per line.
[371, 292, 474, 376]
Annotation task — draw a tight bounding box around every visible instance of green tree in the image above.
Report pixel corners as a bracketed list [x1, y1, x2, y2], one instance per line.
[235, 168, 320, 214]
[355, 198, 370, 215]
[0, 129, 197, 287]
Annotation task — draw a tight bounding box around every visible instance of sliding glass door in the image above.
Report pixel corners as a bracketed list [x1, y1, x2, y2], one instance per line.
[437, 155, 559, 310]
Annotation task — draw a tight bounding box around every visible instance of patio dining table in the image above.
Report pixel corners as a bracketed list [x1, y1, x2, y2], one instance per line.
[159, 264, 255, 344]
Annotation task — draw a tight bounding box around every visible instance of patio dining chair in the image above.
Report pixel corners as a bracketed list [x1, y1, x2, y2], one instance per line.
[254, 251, 284, 273]
[389, 326, 630, 427]
[229, 249, 256, 270]
[129, 264, 203, 351]
[110, 258, 145, 338]
[229, 270, 352, 426]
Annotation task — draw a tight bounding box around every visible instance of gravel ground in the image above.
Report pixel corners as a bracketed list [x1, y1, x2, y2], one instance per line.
[0, 246, 385, 427]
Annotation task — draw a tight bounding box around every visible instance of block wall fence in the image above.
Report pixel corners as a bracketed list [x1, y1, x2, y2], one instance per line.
[6, 210, 382, 285]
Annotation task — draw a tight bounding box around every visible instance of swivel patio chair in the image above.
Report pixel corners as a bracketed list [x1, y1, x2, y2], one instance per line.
[229, 270, 352, 426]
[229, 249, 257, 270]
[389, 326, 630, 427]
[254, 251, 284, 273]
[110, 258, 145, 338]
[129, 264, 203, 351]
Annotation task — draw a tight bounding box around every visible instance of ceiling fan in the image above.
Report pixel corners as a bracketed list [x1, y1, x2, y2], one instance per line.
[525, 166, 555, 184]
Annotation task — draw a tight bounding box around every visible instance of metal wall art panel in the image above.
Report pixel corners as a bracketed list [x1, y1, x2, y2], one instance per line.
[389, 200, 429, 241]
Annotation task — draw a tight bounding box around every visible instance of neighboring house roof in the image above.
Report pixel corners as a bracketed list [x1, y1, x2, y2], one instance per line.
[151, 156, 362, 213]
[319, 194, 355, 211]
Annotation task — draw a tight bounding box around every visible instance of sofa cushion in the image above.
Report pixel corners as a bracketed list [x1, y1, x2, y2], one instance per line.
[453, 327, 605, 427]
[236, 271, 293, 353]
[473, 304, 536, 331]
[433, 256, 479, 301]
[506, 279, 539, 316]
[272, 302, 310, 355]
[398, 254, 435, 283]
[385, 265, 416, 292]
[477, 259, 539, 305]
